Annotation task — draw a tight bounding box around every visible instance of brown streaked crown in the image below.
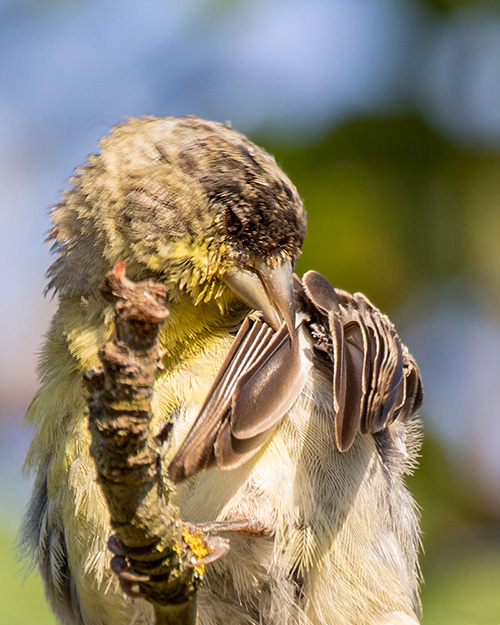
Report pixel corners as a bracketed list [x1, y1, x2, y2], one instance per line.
[47, 116, 306, 297]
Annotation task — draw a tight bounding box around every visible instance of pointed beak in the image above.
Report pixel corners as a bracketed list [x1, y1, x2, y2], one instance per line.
[223, 259, 296, 336]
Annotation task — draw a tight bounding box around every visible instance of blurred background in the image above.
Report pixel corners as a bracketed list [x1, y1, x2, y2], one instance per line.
[1, 0, 500, 623]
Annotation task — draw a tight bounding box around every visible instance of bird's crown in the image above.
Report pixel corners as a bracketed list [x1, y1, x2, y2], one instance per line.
[47, 116, 306, 307]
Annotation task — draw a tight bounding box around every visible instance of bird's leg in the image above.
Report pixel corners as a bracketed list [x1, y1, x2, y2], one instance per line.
[185, 517, 273, 538]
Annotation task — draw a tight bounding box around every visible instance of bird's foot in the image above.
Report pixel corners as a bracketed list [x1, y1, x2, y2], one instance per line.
[108, 535, 149, 598]
[107, 529, 233, 596]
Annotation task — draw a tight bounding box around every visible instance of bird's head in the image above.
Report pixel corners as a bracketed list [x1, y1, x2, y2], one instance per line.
[48, 116, 306, 334]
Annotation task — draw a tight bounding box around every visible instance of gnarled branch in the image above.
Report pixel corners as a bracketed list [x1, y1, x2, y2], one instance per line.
[85, 262, 226, 625]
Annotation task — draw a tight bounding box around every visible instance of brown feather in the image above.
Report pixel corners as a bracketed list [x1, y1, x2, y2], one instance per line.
[301, 272, 422, 451]
[168, 317, 309, 481]
[170, 270, 423, 482]
[230, 324, 305, 439]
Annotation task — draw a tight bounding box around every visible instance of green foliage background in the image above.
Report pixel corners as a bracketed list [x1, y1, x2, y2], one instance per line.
[2, 1, 500, 623]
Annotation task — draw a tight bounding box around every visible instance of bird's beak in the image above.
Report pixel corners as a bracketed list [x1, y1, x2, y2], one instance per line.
[223, 259, 296, 337]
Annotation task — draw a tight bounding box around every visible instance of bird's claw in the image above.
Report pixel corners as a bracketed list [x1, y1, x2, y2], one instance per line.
[186, 535, 230, 567]
[107, 534, 125, 556]
[108, 535, 149, 598]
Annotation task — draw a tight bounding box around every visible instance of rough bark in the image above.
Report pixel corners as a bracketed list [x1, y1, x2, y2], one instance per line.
[85, 262, 216, 625]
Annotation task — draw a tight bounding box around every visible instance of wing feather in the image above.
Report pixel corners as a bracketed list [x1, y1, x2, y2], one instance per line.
[168, 317, 274, 481]
[168, 316, 310, 482]
[302, 271, 422, 451]
[170, 269, 423, 482]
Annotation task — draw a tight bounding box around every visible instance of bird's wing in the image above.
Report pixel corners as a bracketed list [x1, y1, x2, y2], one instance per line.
[168, 271, 423, 483]
[301, 270, 423, 452]
[168, 315, 311, 483]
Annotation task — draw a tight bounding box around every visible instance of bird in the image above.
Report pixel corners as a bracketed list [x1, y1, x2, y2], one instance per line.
[21, 116, 423, 625]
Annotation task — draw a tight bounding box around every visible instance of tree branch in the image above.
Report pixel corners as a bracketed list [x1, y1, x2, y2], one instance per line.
[84, 262, 225, 625]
